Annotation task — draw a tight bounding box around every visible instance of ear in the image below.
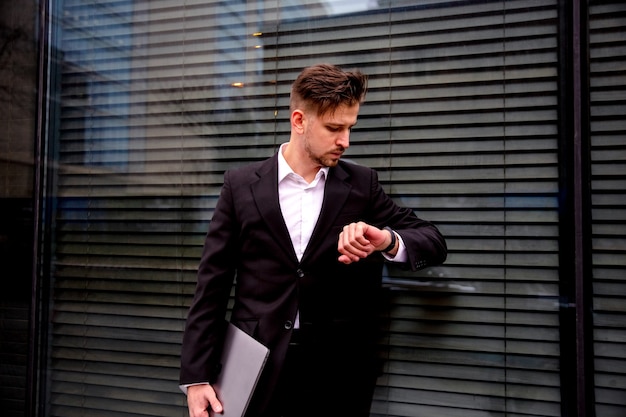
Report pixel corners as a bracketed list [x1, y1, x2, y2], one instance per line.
[291, 109, 305, 134]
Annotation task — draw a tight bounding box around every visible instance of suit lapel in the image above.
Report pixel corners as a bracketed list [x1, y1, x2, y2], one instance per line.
[250, 154, 299, 263]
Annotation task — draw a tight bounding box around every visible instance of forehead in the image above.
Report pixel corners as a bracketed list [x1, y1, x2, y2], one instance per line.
[316, 103, 360, 125]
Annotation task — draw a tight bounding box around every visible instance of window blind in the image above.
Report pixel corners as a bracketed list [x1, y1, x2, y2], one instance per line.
[266, 1, 561, 415]
[358, 2, 560, 416]
[46, 1, 564, 416]
[588, 2, 626, 416]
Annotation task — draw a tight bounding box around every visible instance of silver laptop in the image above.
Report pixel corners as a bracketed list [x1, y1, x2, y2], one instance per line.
[210, 323, 270, 417]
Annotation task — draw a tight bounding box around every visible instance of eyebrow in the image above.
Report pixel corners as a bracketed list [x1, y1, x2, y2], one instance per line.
[326, 120, 357, 128]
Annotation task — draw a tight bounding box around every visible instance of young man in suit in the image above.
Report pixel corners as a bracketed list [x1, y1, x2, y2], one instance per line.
[180, 63, 447, 417]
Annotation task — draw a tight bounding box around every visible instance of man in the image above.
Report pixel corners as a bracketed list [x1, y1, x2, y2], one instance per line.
[180, 63, 447, 417]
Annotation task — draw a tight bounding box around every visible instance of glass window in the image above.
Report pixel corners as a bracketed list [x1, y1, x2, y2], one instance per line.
[43, 1, 565, 416]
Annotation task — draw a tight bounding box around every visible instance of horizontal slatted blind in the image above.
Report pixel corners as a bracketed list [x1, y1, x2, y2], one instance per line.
[588, 2, 626, 416]
[47, 1, 563, 416]
[377, 2, 560, 416]
[52, 1, 233, 416]
[264, 1, 562, 416]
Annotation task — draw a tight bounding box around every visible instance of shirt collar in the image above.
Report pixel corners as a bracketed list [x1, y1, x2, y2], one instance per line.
[278, 143, 328, 183]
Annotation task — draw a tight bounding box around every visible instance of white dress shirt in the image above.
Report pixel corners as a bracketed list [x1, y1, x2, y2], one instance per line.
[278, 144, 328, 262]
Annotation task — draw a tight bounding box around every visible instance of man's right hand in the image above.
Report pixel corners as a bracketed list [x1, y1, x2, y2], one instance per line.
[187, 384, 223, 417]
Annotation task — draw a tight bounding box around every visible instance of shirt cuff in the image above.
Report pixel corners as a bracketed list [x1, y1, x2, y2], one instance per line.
[382, 232, 407, 262]
[179, 382, 209, 395]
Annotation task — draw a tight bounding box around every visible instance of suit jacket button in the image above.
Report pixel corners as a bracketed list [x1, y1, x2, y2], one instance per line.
[284, 321, 293, 330]
[297, 269, 305, 278]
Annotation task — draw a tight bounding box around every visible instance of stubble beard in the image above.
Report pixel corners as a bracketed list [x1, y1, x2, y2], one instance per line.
[304, 136, 343, 168]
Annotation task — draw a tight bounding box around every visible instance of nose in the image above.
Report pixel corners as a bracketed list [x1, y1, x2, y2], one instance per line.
[337, 129, 350, 149]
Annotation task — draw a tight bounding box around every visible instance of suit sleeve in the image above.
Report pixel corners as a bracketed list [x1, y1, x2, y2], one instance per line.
[179, 171, 238, 385]
[368, 169, 447, 271]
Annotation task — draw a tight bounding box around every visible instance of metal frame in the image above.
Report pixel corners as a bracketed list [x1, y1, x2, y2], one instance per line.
[557, 0, 595, 416]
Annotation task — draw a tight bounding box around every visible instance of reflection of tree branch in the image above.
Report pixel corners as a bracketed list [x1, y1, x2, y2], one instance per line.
[0, 23, 32, 113]
[0, 24, 25, 63]
[0, 26, 22, 99]
[1, 154, 35, 168]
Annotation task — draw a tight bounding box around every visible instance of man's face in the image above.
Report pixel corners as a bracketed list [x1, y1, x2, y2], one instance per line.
[302, 103, 360, 168]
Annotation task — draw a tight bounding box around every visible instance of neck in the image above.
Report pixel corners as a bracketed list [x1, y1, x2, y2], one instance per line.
[282, 142, 321, 183]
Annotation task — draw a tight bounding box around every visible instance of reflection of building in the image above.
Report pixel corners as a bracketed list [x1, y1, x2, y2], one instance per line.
[0, 2, 38, 416]
[55, 1, 384, 196]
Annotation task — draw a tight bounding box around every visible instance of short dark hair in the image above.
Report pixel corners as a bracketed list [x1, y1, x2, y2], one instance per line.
[290, 63, 368, 116]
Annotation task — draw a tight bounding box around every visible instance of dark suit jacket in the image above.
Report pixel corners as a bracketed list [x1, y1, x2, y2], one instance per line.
[180, 152, 447, 414]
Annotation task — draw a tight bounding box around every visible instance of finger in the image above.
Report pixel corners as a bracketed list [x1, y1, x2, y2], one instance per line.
[208, 397, 223, 414]
[338, 253, 353, 264]
[187, 385, 221, 417]
[189, 406, 209, 417]
[337, 238, 362, 262]
[188, 399, 210, 417]
[338, 244, 367, 265]
[338, 228, 367, 260]
[345, 223, 371, 250]
[205, 386, 223, 414]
